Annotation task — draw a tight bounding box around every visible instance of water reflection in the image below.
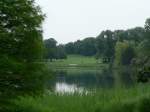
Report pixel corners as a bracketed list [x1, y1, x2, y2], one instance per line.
[49, 67, 135, 93]
[55, 82, 85, 93]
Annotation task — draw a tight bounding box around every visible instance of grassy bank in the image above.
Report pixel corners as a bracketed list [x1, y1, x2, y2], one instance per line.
[13, 83, 150, 112]
[46, 55, 107, 68]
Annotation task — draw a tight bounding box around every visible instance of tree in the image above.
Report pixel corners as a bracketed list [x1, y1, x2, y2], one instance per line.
[144, 18, 150, 56]
[114, 41, 135, 67]
[65, 42, 75, 54]
[145, 18, 150, 40]
[44, 38, 57, 61]
[56, 45, 67, 59]
[79, 37, 96, 56]
[96, 34, 105, 57]
[135, 18, 150, 62]
[74, 40, 82, 54]
[121, 46, 135, 65]
[96, 30, 117, 62]
[133, 18, 150, 83]
[0, 0, 45, 99]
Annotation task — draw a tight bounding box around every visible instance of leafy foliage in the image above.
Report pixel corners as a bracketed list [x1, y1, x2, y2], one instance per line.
[0, 0, 45, 101]
[65, 38, 97, 56]
[44, 38, 57, 60]
[114, 41, 135, 66]
[96, 30, 117, 61]
[44, 38, 67, 60]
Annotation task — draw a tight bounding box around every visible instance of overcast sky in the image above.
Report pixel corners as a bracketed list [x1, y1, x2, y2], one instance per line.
[36, 0, 150, 44]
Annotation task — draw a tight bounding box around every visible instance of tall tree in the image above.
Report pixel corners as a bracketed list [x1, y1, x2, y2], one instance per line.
[136, 18, 150, 58]
[65, 42, 75, 54]
[44, 38, 57, 61]
[96, 30, 117, 62]
[114, 41, 133, 66]
[133, 18, 150, 82]
[0, 0, 45, 99]
[56, 44, 67, 59]
[79, 37, 96, 56]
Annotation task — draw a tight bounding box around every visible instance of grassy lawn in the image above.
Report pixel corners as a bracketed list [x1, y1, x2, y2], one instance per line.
[47, 55, 107, 68]
[13, 83, 150, 112]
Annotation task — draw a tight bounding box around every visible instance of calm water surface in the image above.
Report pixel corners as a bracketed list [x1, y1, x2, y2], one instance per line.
[49, 67, 135, 93]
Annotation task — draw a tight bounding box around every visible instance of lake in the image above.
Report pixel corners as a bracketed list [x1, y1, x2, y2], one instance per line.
[49, 67, 135, 93]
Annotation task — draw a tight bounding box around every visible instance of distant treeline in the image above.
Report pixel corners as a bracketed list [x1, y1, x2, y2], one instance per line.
[44, 26, 145, 61]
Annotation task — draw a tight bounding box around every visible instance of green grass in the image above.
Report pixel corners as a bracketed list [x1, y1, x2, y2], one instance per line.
[12, 83, 150, 112]
[47, 55, 107, 68]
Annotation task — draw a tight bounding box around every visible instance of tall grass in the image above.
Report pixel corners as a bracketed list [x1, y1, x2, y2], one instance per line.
[12, 83, 150, 112]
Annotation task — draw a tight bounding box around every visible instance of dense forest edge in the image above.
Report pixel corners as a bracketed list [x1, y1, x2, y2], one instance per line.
[0, 0, 150, 112]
